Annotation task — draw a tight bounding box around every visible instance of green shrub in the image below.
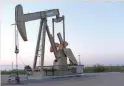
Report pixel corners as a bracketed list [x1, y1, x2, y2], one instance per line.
[83, 67, 94, 73]
[93, 64, 107, 72]
[1, 69, 26, 75]
[84, 65, 124, 73]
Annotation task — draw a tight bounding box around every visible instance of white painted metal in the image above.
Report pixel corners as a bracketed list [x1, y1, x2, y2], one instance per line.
[15, 4, 59, 41]
[76, 65, 84, 74]
[22, 9, 59, 22]
[33, 20, 43, 70]
[15, 4, 61, 76]
[15, 4, 79, 76]
[15, 4, 27, 41]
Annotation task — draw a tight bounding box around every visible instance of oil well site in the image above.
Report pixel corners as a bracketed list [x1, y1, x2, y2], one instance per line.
[1, 2, 124, 86]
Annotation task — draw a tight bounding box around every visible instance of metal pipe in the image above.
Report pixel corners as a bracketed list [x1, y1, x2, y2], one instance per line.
[52, 19, 55, 41]
[46, 25, 57, 52]
[78, 55, 80, 64]
[57, 33, 63, 44]
[14, 24, 19, 76]
[12, 62, 13, 71]
[16, 53, 18, 75]
[62, 15, 65, 42]
[40, 19, 47, 73]
[46, 25, 57, 59]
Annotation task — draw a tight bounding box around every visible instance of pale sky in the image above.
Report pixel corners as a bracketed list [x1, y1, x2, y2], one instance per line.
[1, 2, 124, 67]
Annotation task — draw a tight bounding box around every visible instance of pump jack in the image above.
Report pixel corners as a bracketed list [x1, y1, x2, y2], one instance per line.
[15, 4, 78, 76]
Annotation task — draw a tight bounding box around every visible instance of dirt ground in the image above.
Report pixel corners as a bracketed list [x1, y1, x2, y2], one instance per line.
[1, 72, 124, 86]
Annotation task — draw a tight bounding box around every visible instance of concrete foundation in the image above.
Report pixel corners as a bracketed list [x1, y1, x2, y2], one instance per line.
[54, 50, 68, 71]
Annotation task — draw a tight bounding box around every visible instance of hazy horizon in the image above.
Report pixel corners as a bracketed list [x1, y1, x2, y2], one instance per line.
[1, 63, 124, 71]
[1, 2, 124, 68]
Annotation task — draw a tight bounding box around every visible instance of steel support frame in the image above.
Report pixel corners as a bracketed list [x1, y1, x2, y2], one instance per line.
[33, 18, 58, 75]
[33, 19, 44, 71]
[33, 18, 47, 74]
